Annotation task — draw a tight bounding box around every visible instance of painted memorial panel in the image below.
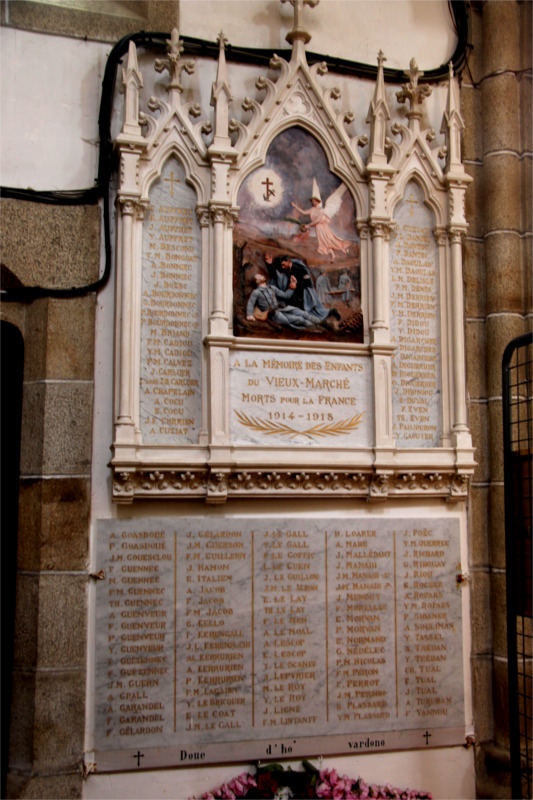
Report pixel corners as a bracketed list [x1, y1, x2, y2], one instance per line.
[94, 517, 465, 770]
[233, 128, 363, 343]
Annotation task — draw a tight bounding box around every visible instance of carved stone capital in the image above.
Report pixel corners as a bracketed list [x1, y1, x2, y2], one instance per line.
[369, 221, 393, 239]
[196, 206, 210, 227]
[433, 227, 448, 246]
[209, 205, 235, 226]
[356, 223, 369, 239]
[117, 197, 145, 217]
[447, 227, 465, 245]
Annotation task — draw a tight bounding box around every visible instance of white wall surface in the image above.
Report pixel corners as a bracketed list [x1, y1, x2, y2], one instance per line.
[84, 746, 475, 799]
[0, 28, 110, 190]
[179, 0, 458, 71]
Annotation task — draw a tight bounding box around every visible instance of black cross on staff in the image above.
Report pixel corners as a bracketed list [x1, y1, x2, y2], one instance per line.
[133, 750, 144, 767]
[423, 730, 432, 746]
[164, 171, 180, 197]
[262, 176, 275, 201]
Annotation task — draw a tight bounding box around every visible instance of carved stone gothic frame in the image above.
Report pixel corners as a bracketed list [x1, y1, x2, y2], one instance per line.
[111, 5, 474, 503]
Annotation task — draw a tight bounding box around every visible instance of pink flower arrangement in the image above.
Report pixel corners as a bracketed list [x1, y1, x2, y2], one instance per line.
[201, 771, 257, 799]
[198, 762, 432, 800]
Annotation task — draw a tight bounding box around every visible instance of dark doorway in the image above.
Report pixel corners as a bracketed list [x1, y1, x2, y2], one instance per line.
[1, 322, 24, 796]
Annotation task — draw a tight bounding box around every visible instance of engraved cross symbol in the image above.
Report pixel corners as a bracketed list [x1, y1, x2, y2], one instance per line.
[262, 177, 275, 201]
[133, 750, 144, 767]
[423, 730, 432, 746]
[164, 171, 180, 197]
[408, 192, 419, 217]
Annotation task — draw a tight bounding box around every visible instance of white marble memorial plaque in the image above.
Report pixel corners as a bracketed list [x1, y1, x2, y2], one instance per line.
[230, 351, 372, 446]
[93, 517, 464, 770]
[390, 181, 442, 447]
[139, 158, 202, 444]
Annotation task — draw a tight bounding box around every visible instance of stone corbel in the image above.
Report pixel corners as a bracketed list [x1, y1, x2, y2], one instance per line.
[368, 473, 390, 502]
[206, 469, 229, 504]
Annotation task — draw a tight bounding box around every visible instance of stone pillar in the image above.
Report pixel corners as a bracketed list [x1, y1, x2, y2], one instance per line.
[463, 2, 532, 796]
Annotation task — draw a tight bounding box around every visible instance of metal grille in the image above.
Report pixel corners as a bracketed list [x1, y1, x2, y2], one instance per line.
[503, 331, 533, 800]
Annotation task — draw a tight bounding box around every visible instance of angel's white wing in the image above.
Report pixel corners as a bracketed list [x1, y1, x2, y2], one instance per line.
[323, 183, 347, 218]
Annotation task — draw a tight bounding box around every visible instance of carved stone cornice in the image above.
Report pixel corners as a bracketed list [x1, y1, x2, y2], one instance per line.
[112, 466, 471, 503]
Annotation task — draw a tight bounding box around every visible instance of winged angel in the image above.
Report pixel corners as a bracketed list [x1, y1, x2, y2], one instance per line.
[291, 178, 351, 262]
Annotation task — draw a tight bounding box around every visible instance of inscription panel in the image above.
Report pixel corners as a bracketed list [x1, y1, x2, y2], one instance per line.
[139, 158, 202, 444]
[94, 517, 464, 769]
[230, 351, 372, 446]
[390, 181, 441, 447]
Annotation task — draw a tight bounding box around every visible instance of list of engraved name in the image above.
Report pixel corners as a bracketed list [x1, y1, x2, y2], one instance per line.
[390, 216, 440, 446]
[140, 161, 201, 443]
[95, 519, 462, 755]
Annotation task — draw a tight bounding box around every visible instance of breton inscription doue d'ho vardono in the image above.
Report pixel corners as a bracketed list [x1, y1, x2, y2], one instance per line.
[94, 517, 465, 771]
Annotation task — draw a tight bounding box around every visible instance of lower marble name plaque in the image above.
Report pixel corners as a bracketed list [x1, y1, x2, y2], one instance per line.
[92, 518, 465, 771]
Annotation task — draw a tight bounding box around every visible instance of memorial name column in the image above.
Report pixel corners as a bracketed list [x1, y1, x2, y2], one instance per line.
[396, 523, 463, 729]
[95, 525, 173, 749]
[330, 528, 396, 730]
[140, 159, 202, 444]
[258, 528, 325, 734]
[177, 527, 252, 740]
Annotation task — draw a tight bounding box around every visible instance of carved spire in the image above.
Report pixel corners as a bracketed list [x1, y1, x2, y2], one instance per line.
[441, 61, 465, 173]
[154, 27, 195, 104]
[210, 31, 233, 150]
[121, 40, 143, 138]
[396, 57, 432, 127]
[366, 50, 391, 166]
[281, 0, 319, 58]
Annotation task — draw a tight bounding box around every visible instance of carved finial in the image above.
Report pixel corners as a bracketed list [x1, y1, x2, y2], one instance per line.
[155, 27, 195, 98]
[282, 0, 319, 47]
[366, 49, 391, 165]
[396, 57, 432, 123]
[217, 30, 229, 50]
[121, 40, 143, 137]
[210, 30, 233, 151]
[441, 59, 465, 172]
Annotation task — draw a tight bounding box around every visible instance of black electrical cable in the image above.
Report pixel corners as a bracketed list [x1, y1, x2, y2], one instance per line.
[0, 31, 170, 302]
[0, 6, 470, 302]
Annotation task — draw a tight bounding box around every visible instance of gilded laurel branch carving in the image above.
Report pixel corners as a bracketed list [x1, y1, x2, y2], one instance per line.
[234, 410, 364, 440]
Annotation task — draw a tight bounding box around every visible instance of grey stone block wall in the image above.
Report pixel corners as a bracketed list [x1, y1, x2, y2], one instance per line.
[463, 2, 532, 797]
[1, 202, 97, 799]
